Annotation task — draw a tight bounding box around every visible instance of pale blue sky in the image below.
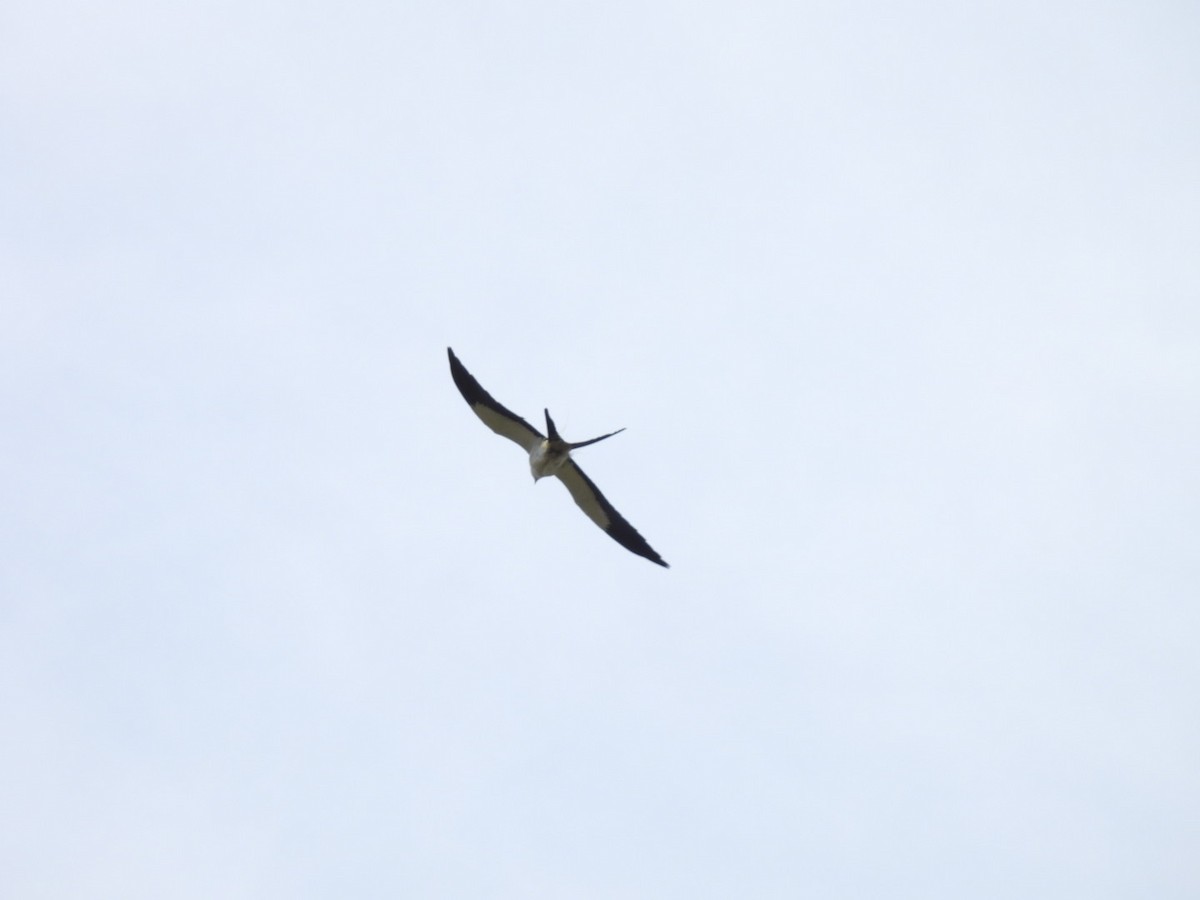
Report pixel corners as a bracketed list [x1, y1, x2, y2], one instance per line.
[3, 2, 1199, 897]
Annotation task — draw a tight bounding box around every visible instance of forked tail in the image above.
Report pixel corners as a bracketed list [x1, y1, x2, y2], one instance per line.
[544, 408, 625, 450]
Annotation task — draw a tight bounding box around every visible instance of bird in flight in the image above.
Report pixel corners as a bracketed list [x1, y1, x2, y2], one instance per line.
[447, 347, 668, 568]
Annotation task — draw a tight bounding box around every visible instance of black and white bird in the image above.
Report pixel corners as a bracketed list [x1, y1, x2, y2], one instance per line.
[447, 347, 668, 568]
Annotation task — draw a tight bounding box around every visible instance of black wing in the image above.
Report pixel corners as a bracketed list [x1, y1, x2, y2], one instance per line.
[556, 459, 669, 567]
[447, 348, 544, 451]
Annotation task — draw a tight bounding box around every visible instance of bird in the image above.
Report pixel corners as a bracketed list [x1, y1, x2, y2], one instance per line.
[447, 347, 668, 568]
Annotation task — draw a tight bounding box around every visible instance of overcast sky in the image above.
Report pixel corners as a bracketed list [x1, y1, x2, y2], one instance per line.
[3, 1, 1199, 897]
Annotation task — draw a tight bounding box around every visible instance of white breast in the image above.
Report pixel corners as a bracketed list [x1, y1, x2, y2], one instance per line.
[529, 441, 568, 480]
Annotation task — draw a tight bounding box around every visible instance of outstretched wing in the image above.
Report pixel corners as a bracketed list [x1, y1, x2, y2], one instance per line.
[448, 347, 544, 451]
[555, 460, 669, 567]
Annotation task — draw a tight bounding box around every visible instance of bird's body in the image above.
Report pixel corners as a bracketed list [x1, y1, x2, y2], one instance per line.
[447, 347, 668, 568]
[529, 440, 568, 481]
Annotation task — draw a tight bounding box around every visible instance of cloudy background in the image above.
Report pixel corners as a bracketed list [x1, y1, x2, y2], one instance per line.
[3, 1, 1198, 896]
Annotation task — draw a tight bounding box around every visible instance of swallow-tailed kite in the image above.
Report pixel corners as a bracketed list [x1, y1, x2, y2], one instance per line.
[447, 347, 668, 568]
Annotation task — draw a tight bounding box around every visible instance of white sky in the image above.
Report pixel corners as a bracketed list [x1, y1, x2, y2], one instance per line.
[3, 1, 1199, 897]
